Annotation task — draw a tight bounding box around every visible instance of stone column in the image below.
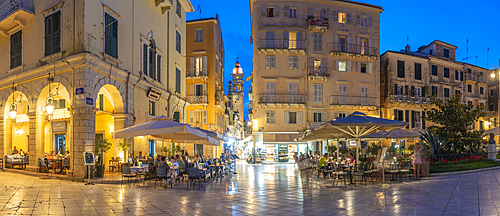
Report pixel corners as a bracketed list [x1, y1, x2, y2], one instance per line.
[5, 118, 12, 155]
[0, 118, 4, 161]
[26, 114, 38, 172]
[72, 104, 95, 180]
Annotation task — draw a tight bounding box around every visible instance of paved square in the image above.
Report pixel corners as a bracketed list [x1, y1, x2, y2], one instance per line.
[1, 162, 499, 215]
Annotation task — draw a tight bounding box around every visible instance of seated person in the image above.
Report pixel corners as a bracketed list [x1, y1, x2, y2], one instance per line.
[48, 152, 59, 173]
[181, 155, 189, 168]
[169, 157, 180, 185]
[319, 153, 328, 170]
[64, 151, 70, 159]
[12, 146, 19, 154]
[175, 155, 186, 180]
[127, 153, 134, 165]
[220, 153, 226, 160]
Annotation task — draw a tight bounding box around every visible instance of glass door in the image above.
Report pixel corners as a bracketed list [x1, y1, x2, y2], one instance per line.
[55, 134, 66, 155]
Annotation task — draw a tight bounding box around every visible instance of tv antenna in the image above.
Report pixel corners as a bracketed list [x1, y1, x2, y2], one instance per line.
[197, 4, 202, 19]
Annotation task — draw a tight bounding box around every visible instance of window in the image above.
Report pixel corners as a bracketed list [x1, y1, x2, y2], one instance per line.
[397, 60, 405, 78]
[143, 44, 148, 75]
[360, 63, 367, 73]
[195, 29, 203, 42]
[338, 12, 346, 23]
[192, 110, 207, 124]
[455, 89, 461, 96]
[460, 71, 463, 81]
[44, 11, 61, 56]
[444, 88, 450, 98]
[431, 65, 438, 76]
[490, 89, 494, 97]
[288, 83, 298, 95]
[313, 112, 322, 122]
[175, 31, 181, 54]
[149, 101, 156, 116]
[360, 86, 369, 105]
[336, 112, 347, 118]
[313, 33, 322, 51]
[10, 31, 22, 69]
[265, 56, 276, 69]
[444, 48, 449, 58]
[455, 70, 459, 80]
[414, 63, 421, 80]
[176, 68, 181, 93]
[289, 7, 297, 18]
[176, 0, 182, 18]
[266, 111, 276, 124]
[149, 140, 156, 156]
[444, 67, 450, 78]
[157, 55, 162, 82]
[359, 16, 368, 27]
[288, 112, 297, 124]
[104, 13, 118, 58]
[313, 84, 323, 103]
[467, 84, 472, 93]
[490, 104, 495, 111]
[173, 112, 180, 122]
[430, 49, 433, 55]
[267, 7, 274, 17]
[149, 41, 156, 80]
[339, 61, 346, 72]
[480, 86, 484, 95]
[288, 56, 298, 69]
[431, 86, 437, 96]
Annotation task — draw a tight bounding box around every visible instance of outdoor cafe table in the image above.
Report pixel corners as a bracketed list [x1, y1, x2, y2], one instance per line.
[338, 163, 355, 184]
[130, 166, 148, 183]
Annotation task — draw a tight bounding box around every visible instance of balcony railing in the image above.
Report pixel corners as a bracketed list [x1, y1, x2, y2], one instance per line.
[330, 95, 377, 106]
[467, 73, 476, 81]
[330, 42, 377, 56]
[188, 94, 208, 104]
[478, 76, 487, 83]
[390, 95, 431, 104]
[257, 39, 306, 50]
[307, 17, 329, 28]
[187, 69, 208, 77]
[259, 94, 306, 104]
[308, 67, 329, 77]
[0, 0, 34, 22]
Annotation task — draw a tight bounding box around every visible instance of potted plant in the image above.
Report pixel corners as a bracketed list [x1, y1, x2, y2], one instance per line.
[118, 139, 131, 164]
[95, 137, 112, 177]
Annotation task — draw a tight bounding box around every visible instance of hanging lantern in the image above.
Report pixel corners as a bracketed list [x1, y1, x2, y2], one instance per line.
[9, 104, 16, 120]
[46, 96, 55, 115]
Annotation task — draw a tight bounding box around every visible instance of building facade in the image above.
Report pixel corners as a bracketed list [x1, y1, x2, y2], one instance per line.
[250, 0, 383, 161]
[0, 0, 193, 180]
[381, 40, 492, 148]
[185, 16, 225, 158]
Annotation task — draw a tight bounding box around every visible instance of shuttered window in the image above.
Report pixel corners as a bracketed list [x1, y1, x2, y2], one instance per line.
[149, 101, 156, 116]
[288, 56, 298, 69]
[397, 60, 405, 78]
[444, 67, 450, 78]
[195, 29, 203, 42]
[157, 55, 162, 82]
[176, 0, 182, 19]
[44, 11, 61, 56]
[432, 65, 438, 76]
[104, 13, 118, 58]
[176, 68, 181, 93]
[313, 33, 322, 51]
[143, 44, 148, 75]
[414, 63, 422, 80]
[313, 84, 323, 103]
[149, 41, 156, 80]
[176, 31, 181, 54]
[10, 31, 22, 69]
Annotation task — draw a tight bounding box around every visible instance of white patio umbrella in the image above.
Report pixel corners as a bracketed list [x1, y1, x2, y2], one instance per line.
[304, 112, 408, 164]
[295, 128, 352, 160]
[113, 116, 217, 157]
[484, 127, 500, 136]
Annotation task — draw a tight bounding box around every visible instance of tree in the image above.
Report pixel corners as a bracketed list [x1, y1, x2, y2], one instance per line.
[95, 137, 112, 165]
[424, 94, 487, 153]
[118, 139, 131, 161]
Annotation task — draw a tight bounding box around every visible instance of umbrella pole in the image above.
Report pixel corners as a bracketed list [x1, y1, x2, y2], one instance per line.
[336, 137, 340, 161]
[162, 134, 164, 157]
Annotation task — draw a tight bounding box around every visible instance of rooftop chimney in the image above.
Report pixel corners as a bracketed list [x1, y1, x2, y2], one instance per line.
[405, 44, 410, 54]
[216, 14, 219, 20]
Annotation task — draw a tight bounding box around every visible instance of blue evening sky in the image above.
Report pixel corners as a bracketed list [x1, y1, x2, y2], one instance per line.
[186, 0, 500, 121]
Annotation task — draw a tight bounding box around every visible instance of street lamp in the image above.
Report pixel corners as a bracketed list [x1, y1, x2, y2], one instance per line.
[45, 73, 55, 115]
[9, 84, 16, 120]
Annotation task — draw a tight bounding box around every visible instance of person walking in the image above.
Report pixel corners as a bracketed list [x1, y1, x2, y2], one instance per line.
[412, 144, 422, 180]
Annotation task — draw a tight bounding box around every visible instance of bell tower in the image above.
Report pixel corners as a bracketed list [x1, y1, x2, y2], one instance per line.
[228, 59, 244, 115]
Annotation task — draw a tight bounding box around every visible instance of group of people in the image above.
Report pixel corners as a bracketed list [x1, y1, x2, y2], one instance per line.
[11, 146, 27, 155]
[47, 150, 70, 174]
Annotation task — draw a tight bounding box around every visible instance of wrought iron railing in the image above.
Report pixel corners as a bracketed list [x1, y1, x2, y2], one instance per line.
[330, 95, 377, 106]
[306, 17, 329, 27]
[258, 94, 306, 103]
[330, 42, 377, 56]
[188, 94, 208, 104]
[187, 69, 208, 77]
[390, 95, 431, 104]
[0, 0, 34, 22]
[258, 39, 306, 50]
[308, 67, 329, 76]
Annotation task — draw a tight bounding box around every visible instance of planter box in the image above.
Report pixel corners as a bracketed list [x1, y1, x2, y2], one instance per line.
[420, 161, 429, 177]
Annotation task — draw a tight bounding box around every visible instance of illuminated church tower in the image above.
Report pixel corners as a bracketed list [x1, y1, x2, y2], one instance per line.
[228, 59, 244, 115]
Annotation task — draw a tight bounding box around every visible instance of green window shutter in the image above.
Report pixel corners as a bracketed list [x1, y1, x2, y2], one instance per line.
[99, 94, 104, 111]
[176, 68, 181, 93]
[104, 14, 118, 58]
[394, 84, 398, 95]
[60, 99, 66, 109]
[10, 31, 22, 69]
[44, 11, 61, 56]
[143, 44, 148, 75]
[157, 55, 161, 82]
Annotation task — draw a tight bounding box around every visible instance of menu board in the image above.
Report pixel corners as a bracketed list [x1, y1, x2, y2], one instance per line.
[83, 152, 95, 165]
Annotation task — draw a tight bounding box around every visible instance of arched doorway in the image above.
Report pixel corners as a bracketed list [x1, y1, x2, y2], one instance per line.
[95, 84, 125, 164]
[4, 90, 29, 156]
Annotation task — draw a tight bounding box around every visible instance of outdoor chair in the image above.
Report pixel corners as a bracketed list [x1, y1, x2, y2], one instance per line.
[187, 167, 203, 190]
[353, 162, 367, 186]
[363, 162, 374, 183]
[61, 158, 70, 174]
[121, 165, 137, 187]
[332, 164, 348, 187]
[154, 166, 171, 189]
[399, 162, 411, 182]
[386, 163, 399, 182]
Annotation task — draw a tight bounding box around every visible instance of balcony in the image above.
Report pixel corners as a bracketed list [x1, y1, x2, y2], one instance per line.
[257, 39, 306, 52]
[330, 42, 377, 57]
[306, 16, 329, 32]
[187, 69, 208, 78]
[188, 94, 208, 104]
[307, 121, 326, 130]
[308, 67, 329, 80]
[258, 94, 306, 104]
[154, 0, 172, 13]
[0, 0, 34, 36]
[389, 95, 431, 104]
[330, 95, 377, 107]
[466, 73, 476, 82]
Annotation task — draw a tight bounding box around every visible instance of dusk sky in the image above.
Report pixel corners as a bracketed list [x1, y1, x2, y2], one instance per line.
[186, 0, 500, 121]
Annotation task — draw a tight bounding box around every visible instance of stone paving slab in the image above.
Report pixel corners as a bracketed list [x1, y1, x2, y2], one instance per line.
[1, 162, 500, 215]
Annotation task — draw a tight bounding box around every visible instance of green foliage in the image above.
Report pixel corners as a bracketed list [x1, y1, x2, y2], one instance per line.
[387, 145, 397, 155]
[327, 145, 337, 153]
[173, 144, 182, 155]
[118, 139, 131, 152]
[95, 137, 112, 165]
[408, 144, 415, 151]
[425, 94, 487, 153]
[429, 160, 499, 173]
[367, 142, 382, 156]
[419, 127, 448, 155]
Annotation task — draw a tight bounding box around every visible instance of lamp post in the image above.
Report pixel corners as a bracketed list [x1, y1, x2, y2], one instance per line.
[9, 83, 16, 120]
[489, 67, 500, 160]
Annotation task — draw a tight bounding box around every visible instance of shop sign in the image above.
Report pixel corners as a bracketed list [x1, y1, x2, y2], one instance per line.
[349, 140, 357, 146]
[75, 87, 84, 95]
[83, 151, 95, 165]
[52, 121, 67, 133]
[147, 88, 162, 101]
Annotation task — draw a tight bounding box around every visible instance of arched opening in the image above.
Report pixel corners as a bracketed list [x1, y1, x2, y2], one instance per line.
[36, 83, 71, 156]
[4, 91, 29, 156]
[95, 84, 124, 164]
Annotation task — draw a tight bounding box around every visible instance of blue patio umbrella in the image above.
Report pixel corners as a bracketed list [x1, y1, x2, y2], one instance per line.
[302, 111, 408, 163]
